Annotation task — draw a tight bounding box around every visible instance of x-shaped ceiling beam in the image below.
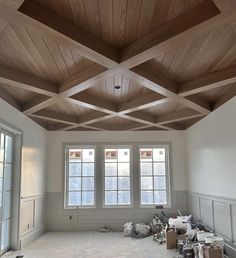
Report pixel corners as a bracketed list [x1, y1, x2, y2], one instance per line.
[0, 0, 236, 131]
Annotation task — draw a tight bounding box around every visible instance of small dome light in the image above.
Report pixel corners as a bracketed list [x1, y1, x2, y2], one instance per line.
[114, 85, 121, 90]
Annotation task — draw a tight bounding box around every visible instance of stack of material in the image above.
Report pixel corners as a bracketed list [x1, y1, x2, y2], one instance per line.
[123, 222, 151, 239]
[203, 244, 224, 258]
[198, 241, 224, 258]
[165, 213, 225, 258]
[123, 212, 166, 240]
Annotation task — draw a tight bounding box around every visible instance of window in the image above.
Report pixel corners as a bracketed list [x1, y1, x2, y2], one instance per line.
[65, 146, 95, 208]
[104, 147, 131, 206]
[140, 145, 169, 206]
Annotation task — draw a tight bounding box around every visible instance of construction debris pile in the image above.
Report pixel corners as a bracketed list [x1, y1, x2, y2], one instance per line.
[123, 209, 167, 239]
[123, 209, 225, 258]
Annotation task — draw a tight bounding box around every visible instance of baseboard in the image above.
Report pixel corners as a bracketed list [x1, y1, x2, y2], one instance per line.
[20, 226, 45, 249]
[224, 243, 236, 258]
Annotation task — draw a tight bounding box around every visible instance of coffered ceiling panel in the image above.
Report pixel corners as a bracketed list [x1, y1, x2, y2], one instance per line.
[1, 0, 236, 131]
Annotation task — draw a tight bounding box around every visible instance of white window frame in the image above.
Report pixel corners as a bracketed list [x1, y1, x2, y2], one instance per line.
[139, 144, 171, 208]
[64, 145, 96, 209]
[102, 145, 133, 208]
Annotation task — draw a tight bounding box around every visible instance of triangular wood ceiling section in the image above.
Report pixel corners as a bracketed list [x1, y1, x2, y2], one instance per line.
[1, 0, 236, 131]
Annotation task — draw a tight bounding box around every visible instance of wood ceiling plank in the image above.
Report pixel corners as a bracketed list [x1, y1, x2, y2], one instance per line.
[58, 44, 79, 77]
[63, 113, 115, 131]
[128, 65, 211, 114]
[121, 111, 156, 124]
[180, 26, 234, 81]
[120, 0, 223, 68]
[0, 64, 58, 96]
[112, 0, 128, 48]
[0, 42, 28, 78]
[120, 74, 129, 101]
[0, 0, 24, 33]
[118, 92, 168, 114]
[125, 0, 142, 44]
[2, 26, 41, 77]
[11, 24, 57, 82]
[71, 51, 87, 73]
[83, 0, 101, 39]
[67, 93, 118, 115]
[30, 109, 79, 125]
[4, 24, 47, 78]
[156, 108, 204, 124]
[179, 64, 236, 96]
[98, 0, 113, 45]
[0, 86, 21, 110]
[69, 0, 88, 30]
[212, 0, 236, 12]
[136, 0, 156, 39]
[59, 65, 107, 97]
[26, 26, 64, 82]
[113, 73, 122, 103]
[128, 120, 172, 131]
[149, 0, 172, 31]
[177, 96, 211, 115]
[165, 0, 185, 23]
[78, 112, 111, 125]
[170, 35, 210, 82]
[0, 83, 37, 106]
[43, 36, 70, 81]
[130, 65, 178, 97]
[22, 96, 59, 115]
[213, 84, 236, 110]
[17, 0, 119, 68]
[212, 44, 236, 71]
[47, 100, 89, 117]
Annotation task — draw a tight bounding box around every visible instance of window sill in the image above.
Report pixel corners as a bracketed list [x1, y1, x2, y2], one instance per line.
[64, 206, 96, 210]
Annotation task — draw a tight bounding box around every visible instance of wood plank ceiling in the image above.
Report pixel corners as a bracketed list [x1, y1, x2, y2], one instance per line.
[0, 0, 236, 131]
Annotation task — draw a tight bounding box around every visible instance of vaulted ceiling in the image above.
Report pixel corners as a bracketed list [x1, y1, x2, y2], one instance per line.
[0, 0, 236, 131]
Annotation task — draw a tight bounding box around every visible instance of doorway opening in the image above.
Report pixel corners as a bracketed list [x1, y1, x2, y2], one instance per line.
[0, 122, 22, 256]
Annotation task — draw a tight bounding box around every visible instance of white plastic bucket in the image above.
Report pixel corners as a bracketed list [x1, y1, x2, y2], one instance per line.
[197, 232, 214, 241]
[205, 236, 224, 249]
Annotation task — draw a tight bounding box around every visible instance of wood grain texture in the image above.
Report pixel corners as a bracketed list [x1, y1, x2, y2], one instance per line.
[18, 0, 119, 68]
[1, 0, 236, 130]
[120, 0, 221, 68]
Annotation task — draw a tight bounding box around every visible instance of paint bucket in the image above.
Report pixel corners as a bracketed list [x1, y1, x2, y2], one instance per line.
[205, 236, 224, 249]
[183, 246, 194, 258]
[178, 240, 184, 254]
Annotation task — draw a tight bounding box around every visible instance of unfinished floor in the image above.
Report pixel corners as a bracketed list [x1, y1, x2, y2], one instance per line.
[3, 232, 177, 258]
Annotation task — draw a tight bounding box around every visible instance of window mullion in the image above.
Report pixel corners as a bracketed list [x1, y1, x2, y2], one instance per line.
[117, 152, 118, 205]
[80, 161, 83, 206]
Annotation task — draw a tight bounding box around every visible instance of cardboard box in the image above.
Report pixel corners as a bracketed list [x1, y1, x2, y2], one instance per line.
[177, 234, 186, 241]
[166, 230, 177, 249]
[204, 248, 223, 258]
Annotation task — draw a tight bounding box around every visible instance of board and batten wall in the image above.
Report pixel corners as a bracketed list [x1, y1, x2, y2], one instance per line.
[0, 100, 47, 248]
[185, 97, 236, 257]
[45, 131, 187, 231]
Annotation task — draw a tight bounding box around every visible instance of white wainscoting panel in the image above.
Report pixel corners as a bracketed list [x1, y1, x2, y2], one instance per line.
[20, 195, 45, 248]
[45, 191, 187, 232]
[187, 192, 236, 258]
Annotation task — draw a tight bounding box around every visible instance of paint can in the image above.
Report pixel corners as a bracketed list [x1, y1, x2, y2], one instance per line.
[178, 240, 184, 254]
[183, 246, 194, 258]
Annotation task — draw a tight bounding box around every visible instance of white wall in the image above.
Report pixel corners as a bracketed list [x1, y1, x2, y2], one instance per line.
[186, 98, 236, 257]
[46, 131, 187, 193]
[45, 130, 187, 231]
[186, 97, 236, 199]
[0, 99, 47, 247]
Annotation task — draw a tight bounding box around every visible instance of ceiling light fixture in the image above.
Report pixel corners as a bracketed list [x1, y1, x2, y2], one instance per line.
[114, 85, 121, 90]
